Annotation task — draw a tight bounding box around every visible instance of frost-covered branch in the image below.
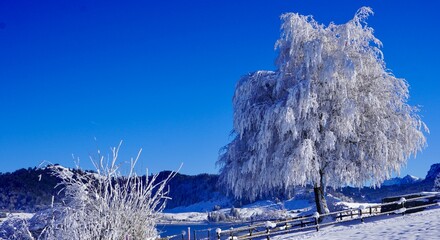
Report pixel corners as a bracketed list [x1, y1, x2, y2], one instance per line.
[218, 7, 427, 208]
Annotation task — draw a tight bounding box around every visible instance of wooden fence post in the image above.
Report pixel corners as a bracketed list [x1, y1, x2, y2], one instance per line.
[402, 201, 406, 216]
[359, 209, 364, 223]
[215, 228, 221, 240]
[313, 212, 320, 231]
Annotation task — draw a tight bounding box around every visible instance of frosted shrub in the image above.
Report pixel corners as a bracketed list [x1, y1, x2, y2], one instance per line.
[41, 142, 176, 240]
[229, 206, 241, 219]
[207, 211, 228, 222]
[0, 217, 34, 240]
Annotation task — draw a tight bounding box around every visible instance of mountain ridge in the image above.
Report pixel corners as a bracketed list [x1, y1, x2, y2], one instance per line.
[0, 163, 438, 212]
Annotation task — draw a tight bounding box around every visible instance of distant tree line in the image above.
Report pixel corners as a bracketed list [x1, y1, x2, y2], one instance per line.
[0, 166, 227, 212]
[0, 163, 438, 213]
[0, 167, 60, 212]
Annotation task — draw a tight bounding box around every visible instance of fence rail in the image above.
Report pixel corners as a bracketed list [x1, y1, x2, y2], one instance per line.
[162, 192, 440, 240]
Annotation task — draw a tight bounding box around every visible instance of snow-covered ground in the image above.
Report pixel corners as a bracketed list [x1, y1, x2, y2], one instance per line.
[160, 194, 440, 239]
[161, 197, 316, 224]
[160, 192, 375, 224]
[273, 207, 440, 240]
[160, 193, 379, 225]
[0, 212, 33, 223]
[1, 192, 438, 240]
[161, 211, 208, 223]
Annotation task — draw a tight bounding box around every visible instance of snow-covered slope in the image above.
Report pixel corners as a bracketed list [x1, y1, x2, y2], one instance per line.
[273, 207, 440, 240]
[161, 197, 317, 224]
[161, 193, 367, 224]
[163, 197, 230, 214]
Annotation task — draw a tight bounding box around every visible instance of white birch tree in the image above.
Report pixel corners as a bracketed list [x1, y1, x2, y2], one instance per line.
[218, 7, 427, 214]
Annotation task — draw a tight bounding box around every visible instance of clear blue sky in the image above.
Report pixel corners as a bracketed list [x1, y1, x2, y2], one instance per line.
[0, 0, 439, 178]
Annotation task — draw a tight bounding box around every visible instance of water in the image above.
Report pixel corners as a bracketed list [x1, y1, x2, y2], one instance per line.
[157, 223, 246, 239]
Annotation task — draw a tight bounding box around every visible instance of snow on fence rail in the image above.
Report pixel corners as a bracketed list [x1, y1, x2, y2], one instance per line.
[160, 192, 440, 240]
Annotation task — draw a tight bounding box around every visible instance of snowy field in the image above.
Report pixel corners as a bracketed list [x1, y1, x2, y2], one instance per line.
[273, 207, 440, 240]
[160, 197, 314, 224]
[159, 195, 440, 239]
[157, 202, 440, 239]
[0, 212, 34, 222]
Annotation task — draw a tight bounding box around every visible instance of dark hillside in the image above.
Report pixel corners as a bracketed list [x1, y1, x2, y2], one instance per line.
[0, 163, 438, 212]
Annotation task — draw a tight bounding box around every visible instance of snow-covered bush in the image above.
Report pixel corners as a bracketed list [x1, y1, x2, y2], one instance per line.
[207, 211, 228, 222]
[229, 206, 241, 219]
[0, 216, 34, 240]
[207, 206, 242, 223]
[40, 142, 176, 240]
[213, 205, 222, 211]
[249, 210, 287, 222]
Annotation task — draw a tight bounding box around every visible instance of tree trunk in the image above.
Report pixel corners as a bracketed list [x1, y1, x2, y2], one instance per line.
[313, 170, 329, 214]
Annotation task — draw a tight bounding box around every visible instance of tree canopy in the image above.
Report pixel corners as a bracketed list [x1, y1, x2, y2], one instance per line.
[218, 7, 427, 203]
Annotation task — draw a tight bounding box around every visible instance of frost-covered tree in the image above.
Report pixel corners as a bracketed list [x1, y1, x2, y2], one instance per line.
[218, 7, 427, 214]
[41, 142, 176, 240]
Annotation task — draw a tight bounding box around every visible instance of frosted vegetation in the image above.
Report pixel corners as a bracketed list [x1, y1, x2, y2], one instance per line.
[218, 7, 427, 213]
[40, 142, 176, 240]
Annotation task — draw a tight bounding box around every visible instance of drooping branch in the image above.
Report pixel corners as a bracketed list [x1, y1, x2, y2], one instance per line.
[218, 7, 427, 202]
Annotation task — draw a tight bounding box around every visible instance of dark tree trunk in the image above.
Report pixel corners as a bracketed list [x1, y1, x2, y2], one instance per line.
[313, 170, 329, 214]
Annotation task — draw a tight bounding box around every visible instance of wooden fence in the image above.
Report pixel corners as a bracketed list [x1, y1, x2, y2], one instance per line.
[163, 192, 440, 240]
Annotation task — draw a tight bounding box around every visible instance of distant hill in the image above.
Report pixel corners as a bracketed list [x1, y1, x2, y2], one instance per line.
[153, 171, 226, 209]
[331, 165, 439, 203]
[0, 167, 61, 212]
[0, 163, 439, 212]
[425, 163, 440, 181]
[0, 166, 227, 212]
[382, 174, 422, 186]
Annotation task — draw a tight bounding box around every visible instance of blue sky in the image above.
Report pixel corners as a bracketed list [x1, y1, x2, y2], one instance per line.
[0, 0, 439, 178]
